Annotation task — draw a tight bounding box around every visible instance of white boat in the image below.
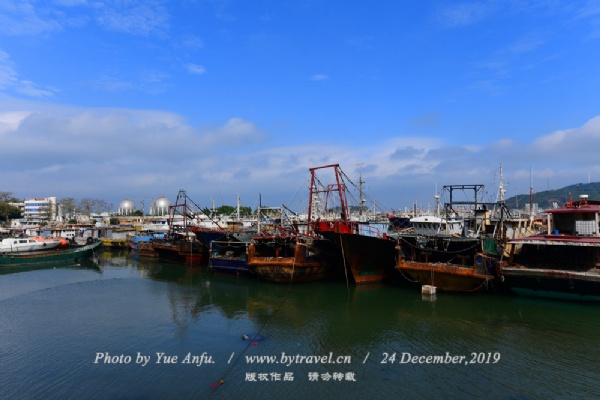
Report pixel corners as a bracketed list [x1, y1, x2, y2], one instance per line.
[0, 237, 62, 253]
[409, 215, 464, 236]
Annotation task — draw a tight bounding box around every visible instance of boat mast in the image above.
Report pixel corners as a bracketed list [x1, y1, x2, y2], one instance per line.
[357, 163, 365, 217]
[496, 163, 506, 204]
[258, 193, 262, 232]
[529, 166, 534, 222]
[308, 164, 349, 233]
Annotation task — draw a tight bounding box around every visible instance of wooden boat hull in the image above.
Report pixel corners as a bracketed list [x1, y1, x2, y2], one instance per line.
[321, 231, 396, 284]
[136, 242, 160, 258]
[501, 267, 600, 301]
[153, 246, 207, 264]
[209, 240, 251, 276]
[394, 235, 497, 292]
[0, 241, 102, 267]
[152, 241, 208, 264]
[249, 258, 338, 283]
[248, 237, 343, 283]
[210, 257, 251, 276]
[396, 260, 494, 292]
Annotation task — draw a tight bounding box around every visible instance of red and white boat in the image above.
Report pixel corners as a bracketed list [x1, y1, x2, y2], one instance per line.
[502, 195, 600, 301]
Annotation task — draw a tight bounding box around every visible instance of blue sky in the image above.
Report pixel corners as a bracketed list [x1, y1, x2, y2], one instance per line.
[1, 0, 600, 213]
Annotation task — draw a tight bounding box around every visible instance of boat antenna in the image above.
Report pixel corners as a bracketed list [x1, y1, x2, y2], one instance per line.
[497, 164, 506, 203]
[529, 166, 534, 221]
[357, 163, 365, 216]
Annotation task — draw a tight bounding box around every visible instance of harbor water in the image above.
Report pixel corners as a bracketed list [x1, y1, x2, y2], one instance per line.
[1, 249, 599, 399]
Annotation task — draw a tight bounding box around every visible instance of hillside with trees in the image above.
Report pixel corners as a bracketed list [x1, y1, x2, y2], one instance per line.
[505, 182, 600, 210]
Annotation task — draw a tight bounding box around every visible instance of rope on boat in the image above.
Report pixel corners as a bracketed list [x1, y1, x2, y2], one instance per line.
[339, 233, 350, 291]
[397, 235, 481, 255]
[465, 277, 491, 292]
[396, 266, 420, 283]
[289, 243, 297, 285]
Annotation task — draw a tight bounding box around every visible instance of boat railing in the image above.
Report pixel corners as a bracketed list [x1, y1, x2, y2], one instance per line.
[356, 222, 388, 238]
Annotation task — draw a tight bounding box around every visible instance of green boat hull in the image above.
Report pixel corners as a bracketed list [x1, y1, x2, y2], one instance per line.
[0, 241, 102, 267]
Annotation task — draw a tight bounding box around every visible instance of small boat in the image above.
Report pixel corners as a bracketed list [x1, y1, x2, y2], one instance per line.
[243, 170, 346, 283]
[127, 232, 166, 258]
[396, 248, 498, 292]
[209, 234, 252, 276]
[0, 240, 102, 267]
[151, 232, 208, 264]
[136, 241, 160, 258]
[501, 195, 600, 301]
[0, 237, 62, 253]
[150, 190, 209, 264]
[247, 230, 343, 283]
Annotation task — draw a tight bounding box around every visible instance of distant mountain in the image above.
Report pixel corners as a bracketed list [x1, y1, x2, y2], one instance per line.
[505, 182, 600, 210]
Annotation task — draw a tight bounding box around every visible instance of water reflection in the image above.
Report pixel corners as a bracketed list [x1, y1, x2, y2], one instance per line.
[97, 250, 600, 353]
[2, 249, 599, 399]
[0, 257, 102, 276]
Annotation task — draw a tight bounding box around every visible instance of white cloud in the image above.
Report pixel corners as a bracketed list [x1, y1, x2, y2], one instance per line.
[436, 3, 493, 28]
[311, 74, 329, 81]
[1, 97, 600, 212]
[186, 64, 206, 75]
[0, 50, 56, 98]
[181, 36, 204, 50]
[0, 1, 63, 36]
[93, 1, 169, 36]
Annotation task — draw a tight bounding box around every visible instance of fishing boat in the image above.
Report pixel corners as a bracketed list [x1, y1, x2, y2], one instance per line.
[243, 174, 345, 283]
[150, 190, 209, 264]
[127, 232, 165, 258]
[0, 237, 62, 253]
[311, 164, 397, 284]
[501, 195, 600, 301]
[193, 195, 254, 246]
[394, 185, 500, 292]
[393, 173, 541, 293]
[152, 231, 208, 264]
[247, 228, 343, 283]
[209, 232, 254, 276]
[0, 240, 102, 267]
[135, 241, 160, 258]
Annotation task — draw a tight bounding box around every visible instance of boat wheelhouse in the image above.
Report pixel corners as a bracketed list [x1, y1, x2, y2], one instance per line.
[502, 195, 600, 301]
